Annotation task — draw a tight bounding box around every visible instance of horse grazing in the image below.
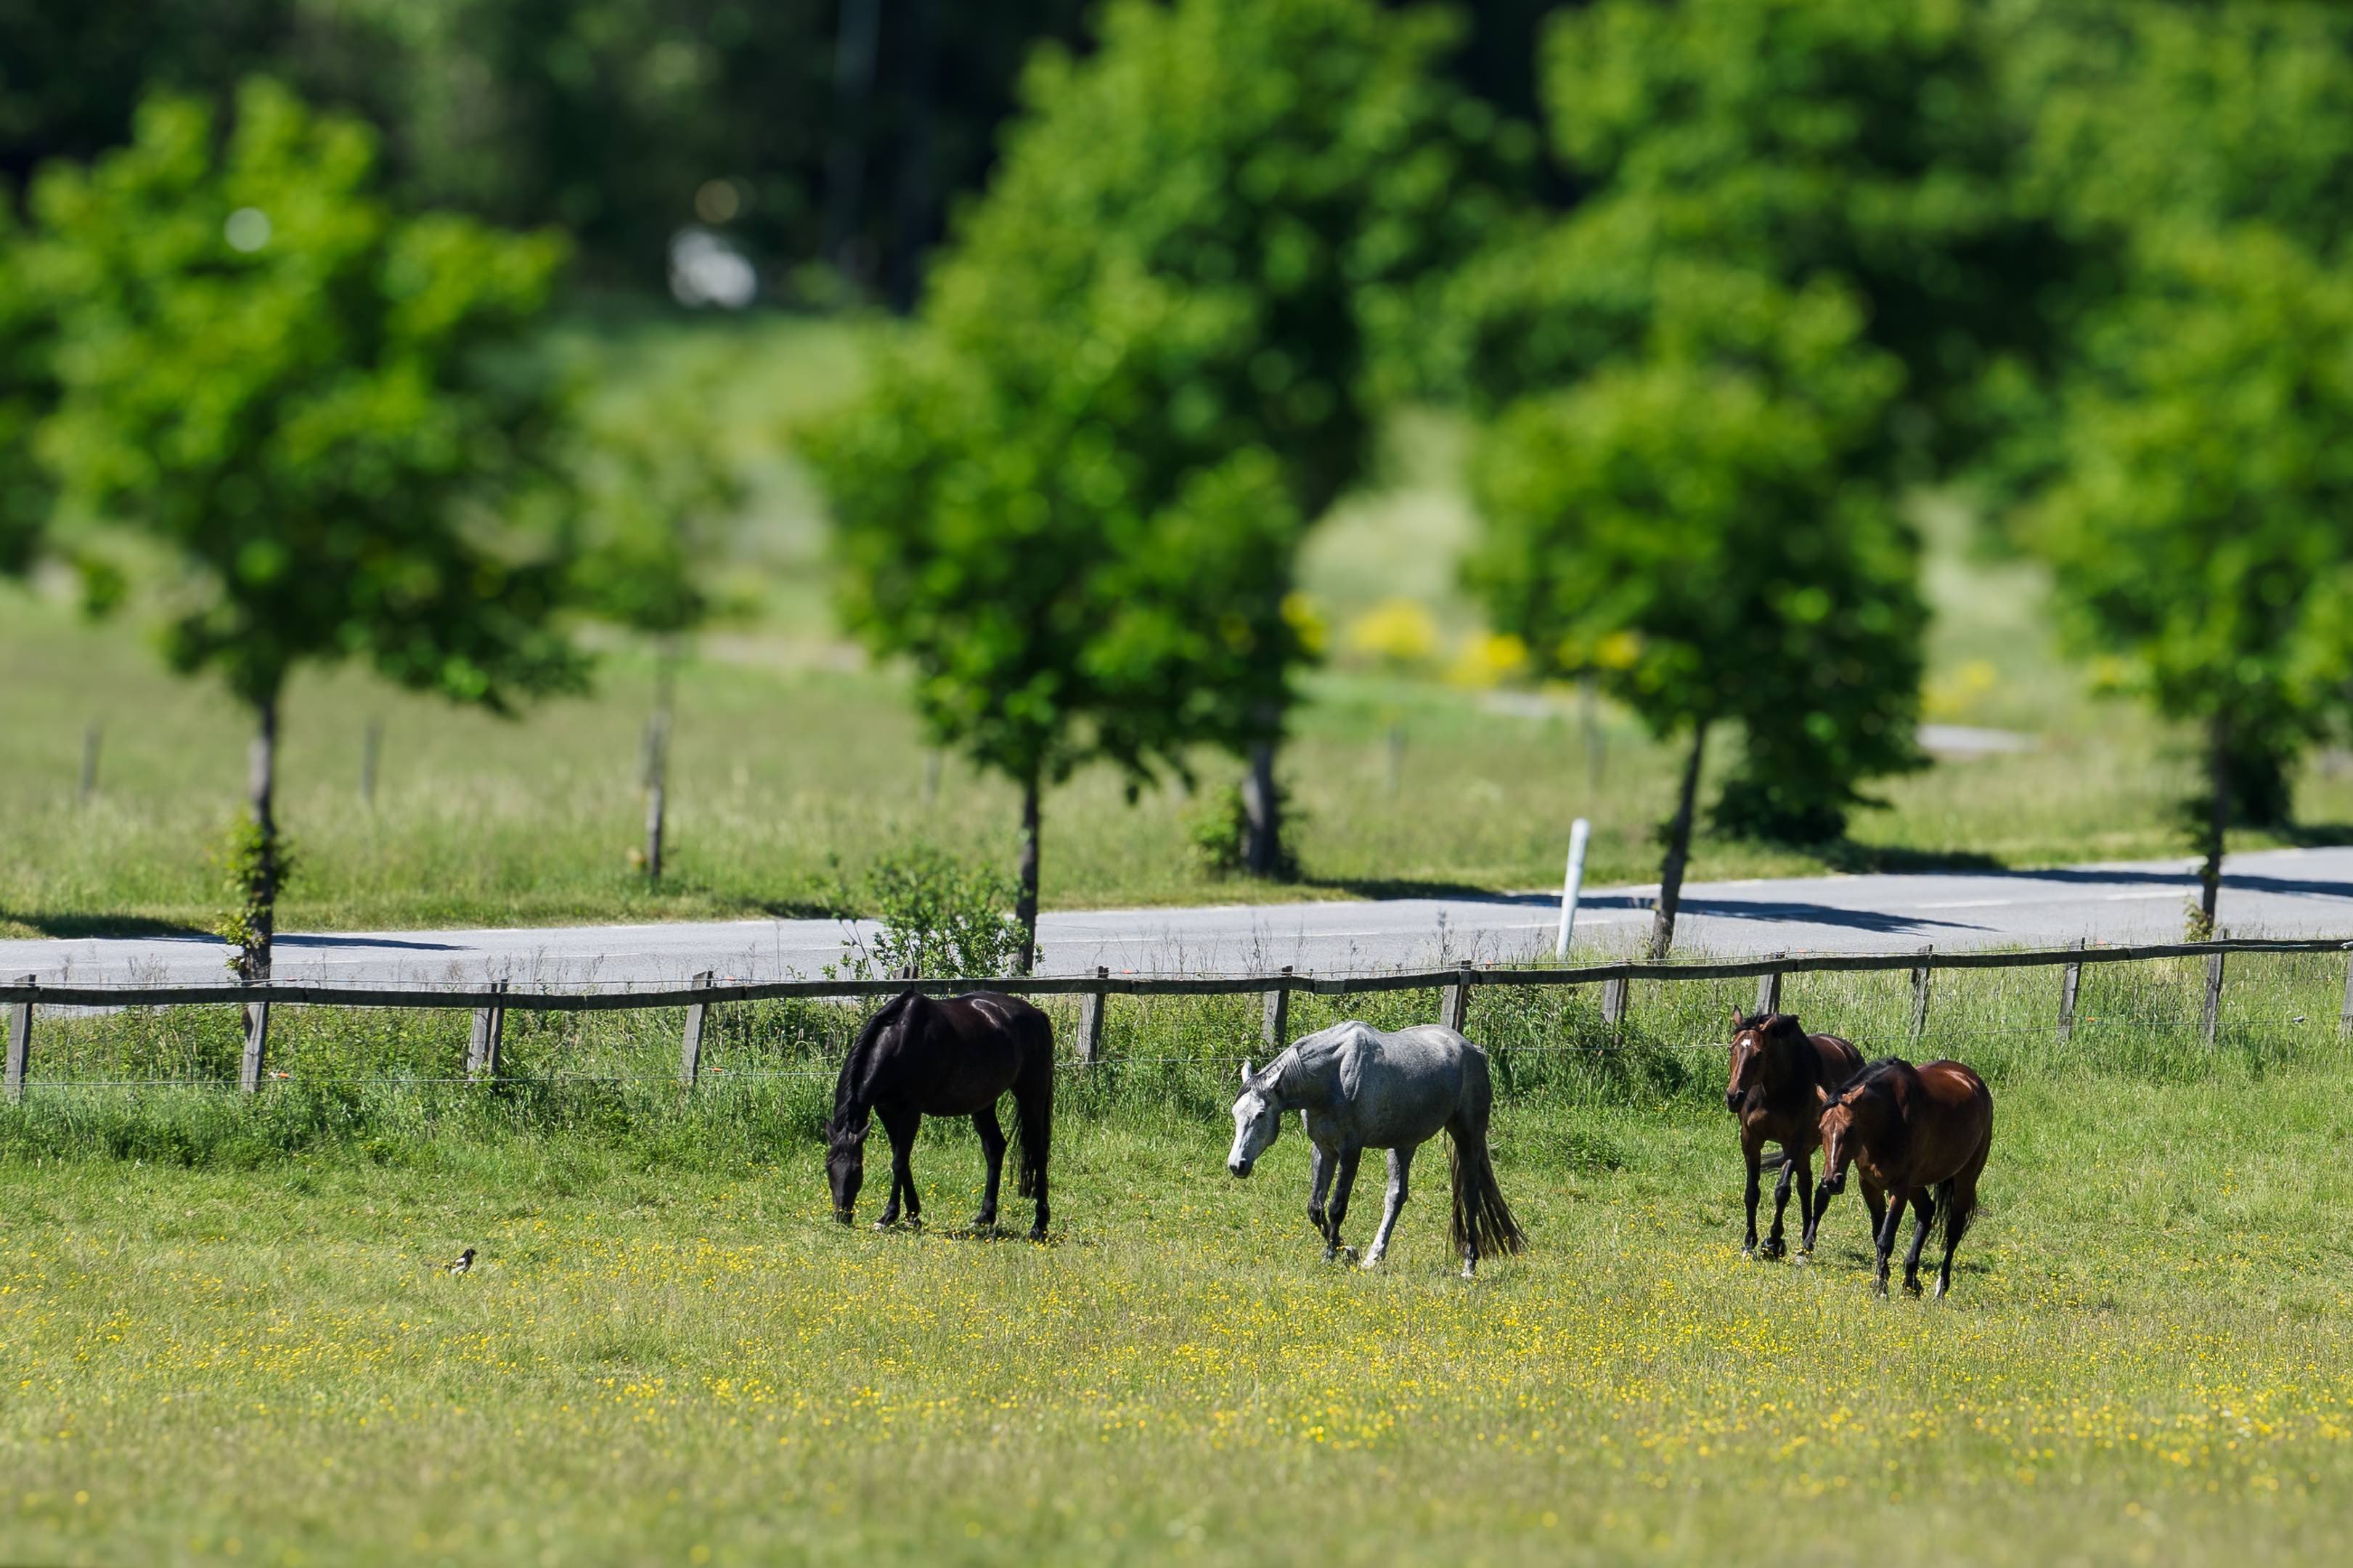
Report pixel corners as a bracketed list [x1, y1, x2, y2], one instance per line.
[1226, 1021, 1523, 1278]
[1724, 1008, 1877, 1261]
[825, 990, 1055, 1240]
[1808, 1057, 1993, 1298]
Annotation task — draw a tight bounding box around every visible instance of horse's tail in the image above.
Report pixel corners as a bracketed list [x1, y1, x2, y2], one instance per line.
[831, 989, 922, 1138]
[1448, 1054, 1524, 1259]
[1449, 1128, 1525, 1259]
[1007, 1004, 1054, 1200]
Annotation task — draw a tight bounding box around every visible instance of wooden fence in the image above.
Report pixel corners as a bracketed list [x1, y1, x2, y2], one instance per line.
[4, 934, 2351, 1101]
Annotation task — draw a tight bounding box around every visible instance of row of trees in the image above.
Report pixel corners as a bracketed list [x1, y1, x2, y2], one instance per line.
[2, 82, 730, 979]
[1, 0, 1561, 297]
[814, 0, 2353, 963]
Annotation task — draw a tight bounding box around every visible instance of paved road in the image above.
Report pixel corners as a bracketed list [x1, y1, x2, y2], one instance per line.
[7, 846, 2352, 989]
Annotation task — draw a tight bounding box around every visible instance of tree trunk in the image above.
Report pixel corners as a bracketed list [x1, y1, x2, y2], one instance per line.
[241, 691, 282, 985]
[1015, 772, 1042, 976]
[2198, 709, 2230, 938]
[644, 644, 677, 884]
[887, 0, 939, 313]
[822, 0, 882, 287]
[1242, 740, 1281, 878]
[1648, 718, 1710, 962]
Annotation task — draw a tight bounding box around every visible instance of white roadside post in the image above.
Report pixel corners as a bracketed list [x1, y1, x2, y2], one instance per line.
[1556, 817, 1591, 960]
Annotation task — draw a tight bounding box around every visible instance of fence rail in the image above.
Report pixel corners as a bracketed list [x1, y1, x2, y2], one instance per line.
[4, 935, 2350, 1096]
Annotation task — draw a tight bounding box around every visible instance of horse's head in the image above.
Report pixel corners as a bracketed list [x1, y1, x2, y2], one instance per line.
[1228, 1059, 1284, 1177]
[1816, 1073, 1891, 1196]
[1726, 1008, 1798, 1111]
[825, 1122, 868, 1222]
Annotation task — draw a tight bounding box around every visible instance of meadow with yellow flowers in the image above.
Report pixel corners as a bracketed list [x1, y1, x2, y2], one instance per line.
[4, 957, 2353, 1564]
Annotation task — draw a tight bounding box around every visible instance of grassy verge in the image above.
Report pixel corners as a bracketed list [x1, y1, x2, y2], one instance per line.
[4, 956, 2353, 1563]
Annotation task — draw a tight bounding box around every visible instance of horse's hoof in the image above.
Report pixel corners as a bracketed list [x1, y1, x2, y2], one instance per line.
[1340, 1246, 1359, 1265]
[1459, 1264, 1476, 1281]
[1873, 1281, 1889, 1300]
[969, 1220, 998, 1238]
[1359, 1254, 1382, 1271]
[1759, 1239, 1786, 1262]
[1903, 1278, 1924, 1298]
[1793, 1249, 1813, 1265]
[1027, 1226, 1048, 1244]
[873, 1219, 894, 1231]
[1932, 1278, 1949, 1301]
[1740, 1246, 1758, 1262]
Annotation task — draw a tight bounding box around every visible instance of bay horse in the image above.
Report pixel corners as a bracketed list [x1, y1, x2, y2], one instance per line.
[1808, 1056, 1993, 1298]
[1226, 1021, 1523, 1278]
[825, 989, 1055, 1239]
[1724, 1008, 1877, 1261]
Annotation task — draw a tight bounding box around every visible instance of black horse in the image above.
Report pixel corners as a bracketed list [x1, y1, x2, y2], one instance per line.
[825, 989, 1055, 1239]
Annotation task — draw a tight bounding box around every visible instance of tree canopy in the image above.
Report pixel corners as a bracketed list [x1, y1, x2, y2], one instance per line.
[809, 0, 1517, 955]
[28, 78, 590, 974]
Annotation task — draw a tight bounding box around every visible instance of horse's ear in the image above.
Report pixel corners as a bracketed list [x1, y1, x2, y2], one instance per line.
[1727, 1005, 1743, 1029]
[1239, 1059, 1255, 1087]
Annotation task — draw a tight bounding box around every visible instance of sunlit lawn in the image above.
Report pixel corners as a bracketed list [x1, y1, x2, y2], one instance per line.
[3, 1066, 2350, 1566]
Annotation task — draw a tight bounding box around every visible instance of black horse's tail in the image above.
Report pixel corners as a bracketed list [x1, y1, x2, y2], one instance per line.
[1006, 1005, 1054, 1199]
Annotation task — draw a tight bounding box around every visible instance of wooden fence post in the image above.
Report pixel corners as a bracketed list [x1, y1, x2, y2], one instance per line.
[1601, 972, 1629, 1031]
[677, 971, 714, 1089]
[239, 1000, 272, 1095]
[1077, 967, 1109, 1065]
[1754, 956, 1784, 1016]
[2339, 947, 2353, 1040]
[1908, 947, 1934, 1048]
[466, 979, 510, 1079]
[2058, 939, 2084, 1044]
[5, 976, 32, 1103]
[1442, 962, 1473, 1034]
[2202, 944, 2226, 1047]
[1262, 967, 1292, 1054]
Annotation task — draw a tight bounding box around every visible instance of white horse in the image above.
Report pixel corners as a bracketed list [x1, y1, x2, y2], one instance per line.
[1226, 1020, 1525, 1278]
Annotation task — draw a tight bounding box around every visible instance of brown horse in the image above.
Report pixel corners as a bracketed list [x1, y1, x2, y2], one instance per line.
[1808, 1057, 1992, 1298]
[825, 990, 1056, 1239]
[1725, 1009, 1877, 1260]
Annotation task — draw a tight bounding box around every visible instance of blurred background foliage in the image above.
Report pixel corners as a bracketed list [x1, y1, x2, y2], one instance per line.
[4, 0, 2353, 943]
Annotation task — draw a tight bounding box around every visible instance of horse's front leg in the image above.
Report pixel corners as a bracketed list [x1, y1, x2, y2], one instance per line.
[1790, 1149, 1817, 1262]
[1740, 1128, 1765, 1259]
[1762, 1148, 1797, 1260]
[971, 1104, 1006, 1236]
[1900, 1188, 1936, 1297]
[876, 1104, 921, 1230]
[1360, 1146, 1414, 1270]
[1324, 1146, 1363, 1264]
[1305, 1142, 1334, 1248]
[1872, 1184, 1909, 1297]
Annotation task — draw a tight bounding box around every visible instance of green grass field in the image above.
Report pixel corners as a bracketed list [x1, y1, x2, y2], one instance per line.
[2, 952, 2351, 1565]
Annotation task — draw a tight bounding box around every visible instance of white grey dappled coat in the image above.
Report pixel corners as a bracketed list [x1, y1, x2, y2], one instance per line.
[1228, 1021, 1523, 1277]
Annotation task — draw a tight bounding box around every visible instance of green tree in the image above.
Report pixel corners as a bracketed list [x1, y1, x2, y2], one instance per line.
[807, 334, 1308, 972]
[2030, 227, 2353, 936]
[1447, 0, 2067, 475]
[1467, 274, 1923, 957]
[28, 79, 587, 979]
[564, 378, 745, 883]
[2001, 0, 2353, 825]
[811, 0, 1521, 931]
[0, 191, 52, 576]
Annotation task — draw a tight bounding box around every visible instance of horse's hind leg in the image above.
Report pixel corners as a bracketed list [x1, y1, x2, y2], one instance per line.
[1790, 1150, 1818, 1262]
[1361, 1146, 1414, 1270]
[971, 1105, 1006, 1235]
[1900, 1189, 1936, 1296]
[1306, 1143, 1333, 1243]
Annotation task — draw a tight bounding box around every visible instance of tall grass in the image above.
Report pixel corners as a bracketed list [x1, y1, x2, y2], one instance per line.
[9, 948, 2345, 1169]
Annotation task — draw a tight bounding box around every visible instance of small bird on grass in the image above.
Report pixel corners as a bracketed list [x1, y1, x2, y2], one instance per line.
[444, 1247, 476, 1275]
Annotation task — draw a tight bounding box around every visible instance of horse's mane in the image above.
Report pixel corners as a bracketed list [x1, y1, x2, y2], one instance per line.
[830, 989, 923, 1140]
[1832, 1055, 1913, 1101]
[1734, 1011, 1829, 1093]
